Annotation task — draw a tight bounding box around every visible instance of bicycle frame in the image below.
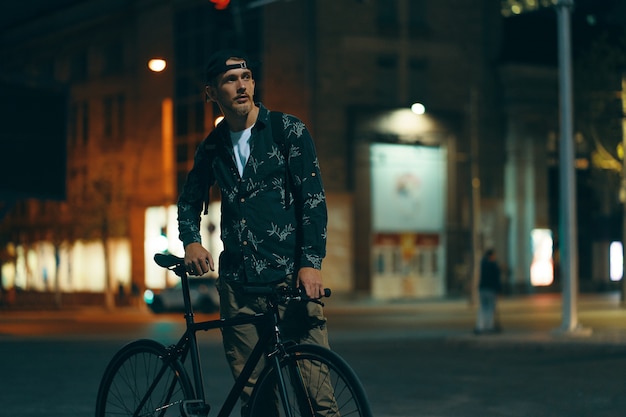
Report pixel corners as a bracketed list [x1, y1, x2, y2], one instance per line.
[167, 261, 294, 417]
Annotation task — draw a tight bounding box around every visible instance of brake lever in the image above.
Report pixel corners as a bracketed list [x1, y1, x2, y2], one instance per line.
[292, 287, 330, 307]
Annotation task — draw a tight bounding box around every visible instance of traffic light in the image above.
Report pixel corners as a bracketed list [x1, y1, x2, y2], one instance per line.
[210, 0, 230, 10]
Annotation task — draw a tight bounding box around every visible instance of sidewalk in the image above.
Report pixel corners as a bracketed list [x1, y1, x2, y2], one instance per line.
[325, 291, 626, 347]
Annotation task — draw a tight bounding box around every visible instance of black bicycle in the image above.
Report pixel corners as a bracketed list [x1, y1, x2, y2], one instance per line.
[95, 253, 372, 417]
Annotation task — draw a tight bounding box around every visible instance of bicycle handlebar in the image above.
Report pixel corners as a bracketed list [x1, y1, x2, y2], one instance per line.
[242, 285, 331, 301]
[154, 253, 331, 302]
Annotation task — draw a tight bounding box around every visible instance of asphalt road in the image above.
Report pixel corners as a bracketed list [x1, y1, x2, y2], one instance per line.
[3, 292, 626, 417]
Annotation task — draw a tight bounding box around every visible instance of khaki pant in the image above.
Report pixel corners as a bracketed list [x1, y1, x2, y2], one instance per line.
[217, 278, 330, 416]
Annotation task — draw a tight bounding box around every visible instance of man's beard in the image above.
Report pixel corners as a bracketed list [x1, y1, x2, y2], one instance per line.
[233, 100, 253, 117]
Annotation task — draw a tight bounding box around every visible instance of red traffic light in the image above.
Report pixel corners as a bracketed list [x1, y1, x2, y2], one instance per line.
[210, 0, 230, 10]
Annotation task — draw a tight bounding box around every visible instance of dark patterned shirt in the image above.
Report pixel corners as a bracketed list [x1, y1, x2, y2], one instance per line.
[177, 103, 327, 284]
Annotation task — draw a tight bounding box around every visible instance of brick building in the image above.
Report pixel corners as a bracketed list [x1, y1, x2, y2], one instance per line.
[0, 0, 552, 307]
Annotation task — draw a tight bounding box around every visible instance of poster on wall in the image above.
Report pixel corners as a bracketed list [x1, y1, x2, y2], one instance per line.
[369, 143, 447, 299]
[370, 143, 446, 232]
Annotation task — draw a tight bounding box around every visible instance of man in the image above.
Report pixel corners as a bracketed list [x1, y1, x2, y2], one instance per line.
[475, 248, 502, 334]
[177, 49, 329, 414]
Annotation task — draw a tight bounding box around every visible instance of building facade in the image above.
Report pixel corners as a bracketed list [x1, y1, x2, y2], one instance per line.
[6, 0, 617, 307]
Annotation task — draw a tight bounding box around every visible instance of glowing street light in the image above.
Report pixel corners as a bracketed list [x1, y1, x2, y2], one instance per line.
[410, 102, 425, 115]
[148, 58, 167, 72]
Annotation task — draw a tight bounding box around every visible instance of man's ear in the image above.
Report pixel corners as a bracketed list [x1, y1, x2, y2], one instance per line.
[205, 85, 216, 103]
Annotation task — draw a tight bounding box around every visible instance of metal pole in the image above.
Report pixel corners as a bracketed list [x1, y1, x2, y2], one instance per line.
[621, 74, 626, 304]
[470, 87, 481, 306]
[556, 0, 580, 332]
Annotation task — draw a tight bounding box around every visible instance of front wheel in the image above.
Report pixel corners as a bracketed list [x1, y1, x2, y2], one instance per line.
[248, 344, 373, 417]
[95, 339, 194, 417]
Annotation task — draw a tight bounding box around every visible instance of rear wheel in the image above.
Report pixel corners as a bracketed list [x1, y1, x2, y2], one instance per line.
[95, 339, 194, 417]
[248, 344, 373, 417]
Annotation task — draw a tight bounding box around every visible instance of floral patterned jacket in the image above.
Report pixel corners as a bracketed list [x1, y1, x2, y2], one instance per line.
[177, 103, 327, 284]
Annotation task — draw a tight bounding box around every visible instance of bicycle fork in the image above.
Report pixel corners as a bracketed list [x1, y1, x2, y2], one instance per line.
[267, 338, 315, 417]
[268, 350, 295, 417]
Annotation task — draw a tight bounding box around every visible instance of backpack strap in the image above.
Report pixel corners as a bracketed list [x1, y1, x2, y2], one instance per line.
[269, 111, 292, 208]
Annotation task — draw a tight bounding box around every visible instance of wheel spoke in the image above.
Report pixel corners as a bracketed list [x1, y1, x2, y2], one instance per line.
[248, 345, 372, 417]
[95, 340, 193, 417]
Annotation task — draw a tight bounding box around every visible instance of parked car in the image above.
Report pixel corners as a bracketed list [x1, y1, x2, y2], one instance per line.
[144, 277, 219, 314]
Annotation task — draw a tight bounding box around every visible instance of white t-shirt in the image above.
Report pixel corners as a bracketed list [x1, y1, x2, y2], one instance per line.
[230, 125, 254, 177]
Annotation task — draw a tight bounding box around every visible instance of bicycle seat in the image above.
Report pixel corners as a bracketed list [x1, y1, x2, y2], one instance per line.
[154, 252, 184, 268]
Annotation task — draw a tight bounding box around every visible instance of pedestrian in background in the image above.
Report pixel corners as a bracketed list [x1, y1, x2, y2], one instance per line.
[475, 248, 502, 334]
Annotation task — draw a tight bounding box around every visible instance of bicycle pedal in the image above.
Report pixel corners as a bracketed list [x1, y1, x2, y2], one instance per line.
[180, 399, 210, 417]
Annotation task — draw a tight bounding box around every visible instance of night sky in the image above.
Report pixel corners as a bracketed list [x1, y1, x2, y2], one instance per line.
[501, 0, 626, 66]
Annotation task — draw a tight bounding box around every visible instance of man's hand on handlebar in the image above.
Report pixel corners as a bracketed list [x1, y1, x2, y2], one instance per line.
[184, 242, 214, 276]
[297, 267, 324, 299]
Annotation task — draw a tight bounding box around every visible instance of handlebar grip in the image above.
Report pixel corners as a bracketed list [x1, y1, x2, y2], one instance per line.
[241, 286, 332, 299]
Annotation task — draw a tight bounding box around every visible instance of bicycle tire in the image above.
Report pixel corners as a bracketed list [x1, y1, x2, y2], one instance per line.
[95, 339, 194, 417]
[248, 343, 373, 417]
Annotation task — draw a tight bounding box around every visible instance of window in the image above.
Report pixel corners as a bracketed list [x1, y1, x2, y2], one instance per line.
[70, 102, 89, 146]
[407, 0, 429, 37]
[175, 103, 189, 136]
[102, 41, 124, 76]
[81, 101, 89, 145]
[103, 94, 125, 141]
[376, 55, 398, 104]
[377, 0, 399, 37]
[409, 58, 428, 101]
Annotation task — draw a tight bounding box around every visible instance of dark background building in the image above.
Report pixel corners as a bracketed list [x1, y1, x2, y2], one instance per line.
[0, 0, 624, 308]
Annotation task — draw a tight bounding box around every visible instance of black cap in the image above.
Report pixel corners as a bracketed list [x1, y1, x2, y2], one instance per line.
[205, 49, 254, 84]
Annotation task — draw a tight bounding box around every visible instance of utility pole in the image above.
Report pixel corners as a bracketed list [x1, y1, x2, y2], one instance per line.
[621, 74, 626, 304]
[470, 87, 481, 306]
[555, 0, 589, 335]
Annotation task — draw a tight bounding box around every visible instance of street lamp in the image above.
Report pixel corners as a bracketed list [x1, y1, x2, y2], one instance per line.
[411, 102, 426, 115]
[147, 58, 167, 73]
